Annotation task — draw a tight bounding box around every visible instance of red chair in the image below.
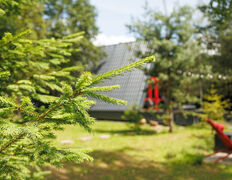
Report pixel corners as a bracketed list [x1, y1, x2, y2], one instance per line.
[206, 118, 232, 163]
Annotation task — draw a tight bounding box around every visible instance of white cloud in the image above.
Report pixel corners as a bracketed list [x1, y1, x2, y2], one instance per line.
[93, 34, 135, 46]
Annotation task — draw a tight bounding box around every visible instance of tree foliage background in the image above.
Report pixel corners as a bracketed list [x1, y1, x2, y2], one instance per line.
[0, 0, 155, 179]
[0, 0, 105, 69]
[127, 6, 211, 132]
[199, 0, 232, 100]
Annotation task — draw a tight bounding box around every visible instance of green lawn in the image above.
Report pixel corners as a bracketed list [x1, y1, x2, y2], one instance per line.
[47, 121, 232, 180]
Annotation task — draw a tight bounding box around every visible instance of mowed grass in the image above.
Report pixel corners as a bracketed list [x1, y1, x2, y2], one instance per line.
[47, 121, 232, 180]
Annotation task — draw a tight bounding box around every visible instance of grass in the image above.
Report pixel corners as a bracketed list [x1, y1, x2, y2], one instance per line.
[46, 121, 232, 180]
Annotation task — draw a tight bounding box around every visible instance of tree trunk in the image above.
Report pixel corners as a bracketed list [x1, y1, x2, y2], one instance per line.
[167, 71, 173, 133]
[168, 111, 173, 133]
[199, 80, 203, 108]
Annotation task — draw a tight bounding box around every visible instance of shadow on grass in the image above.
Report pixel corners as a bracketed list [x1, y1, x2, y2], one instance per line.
[46, 148, 232, 180]
[93, 128, 157, 136]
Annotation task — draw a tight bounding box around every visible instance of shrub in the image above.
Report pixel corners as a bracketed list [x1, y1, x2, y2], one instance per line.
[199, 88, 229, 121]
[122, 105, 144, 130]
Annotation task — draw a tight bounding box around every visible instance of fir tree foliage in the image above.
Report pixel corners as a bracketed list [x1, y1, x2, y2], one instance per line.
[44, 0, 105, 68]
[0, 6, 155, 178]
[0, 0, 105, 68]
[0, 0, 46, 39]
[199, 88, 229, 121]
[0, 45, 154, 179]
[0, 29, 85, 104]
[0, 1, 155, 179]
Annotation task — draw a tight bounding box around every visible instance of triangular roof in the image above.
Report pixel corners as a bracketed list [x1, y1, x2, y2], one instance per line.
[90, 41, 150, 112]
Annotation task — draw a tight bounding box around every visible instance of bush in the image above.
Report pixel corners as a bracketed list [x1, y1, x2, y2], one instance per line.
[122, 105, 145, 130]
[199, 88, 229, 121]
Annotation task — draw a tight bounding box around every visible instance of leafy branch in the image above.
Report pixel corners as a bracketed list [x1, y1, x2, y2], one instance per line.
[0, 55, 155, 154]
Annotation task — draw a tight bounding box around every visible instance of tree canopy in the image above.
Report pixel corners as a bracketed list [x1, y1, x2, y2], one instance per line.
[199, 0, 232, 100]
[0, 0, 105, 68]
[127, 6, 206, 132]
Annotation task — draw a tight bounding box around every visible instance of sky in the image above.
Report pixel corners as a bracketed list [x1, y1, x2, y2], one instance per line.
[90, 0, 210, 45]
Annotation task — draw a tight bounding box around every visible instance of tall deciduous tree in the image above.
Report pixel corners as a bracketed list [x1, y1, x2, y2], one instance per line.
[127, 6, 205, 132]
[0, 0, 47, 39]
[44, 0, 105, 68]
[44, 0, 98, 39]
[199, 0, 232, 100]
[0, 0, 105, 68]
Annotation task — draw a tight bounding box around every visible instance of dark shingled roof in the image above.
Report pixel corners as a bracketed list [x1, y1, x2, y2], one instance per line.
[90, 41, 150, 112]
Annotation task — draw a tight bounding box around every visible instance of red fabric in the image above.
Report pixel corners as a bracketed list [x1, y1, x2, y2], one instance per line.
[144, 76, 163, 110]
[148, 84, 152, 99]
[206, 118, 232, 149]
[213, 123, 225, 132]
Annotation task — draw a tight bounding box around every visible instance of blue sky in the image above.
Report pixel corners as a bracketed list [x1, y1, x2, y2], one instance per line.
[91, 0, 209, 45]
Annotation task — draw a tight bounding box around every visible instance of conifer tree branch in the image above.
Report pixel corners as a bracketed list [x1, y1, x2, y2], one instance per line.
[36, 105, 60, 123]
[0, 89, 82, 153]
[16, 106, 39, 117]
[0, 131, 25, 154]
[0, 30, 31, 48]
[0, 97, 36, 119]
[0, 96, 39, 117]
[0, 56, 155, 156]
[92, 56, 155, 84]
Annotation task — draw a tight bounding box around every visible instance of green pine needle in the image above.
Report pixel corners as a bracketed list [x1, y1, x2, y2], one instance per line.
[92, 56, 155, 84]
[84, 91, 127, 105]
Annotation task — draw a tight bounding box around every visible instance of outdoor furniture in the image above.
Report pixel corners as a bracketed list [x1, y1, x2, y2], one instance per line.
[215, 132, 232, 151]
[206, 118, 232, 163]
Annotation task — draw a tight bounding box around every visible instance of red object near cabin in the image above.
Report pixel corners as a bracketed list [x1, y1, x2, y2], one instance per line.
[144, 76, 163, 110]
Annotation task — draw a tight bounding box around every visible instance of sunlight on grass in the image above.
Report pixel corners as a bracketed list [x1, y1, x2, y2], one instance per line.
[47, 121, 232, 180]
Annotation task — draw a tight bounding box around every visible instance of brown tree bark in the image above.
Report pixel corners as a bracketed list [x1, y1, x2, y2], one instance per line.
[167, 71, 173, 133]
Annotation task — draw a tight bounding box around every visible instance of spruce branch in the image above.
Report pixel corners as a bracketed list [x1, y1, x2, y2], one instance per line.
[92, 56, 155, 84]
[0, 71, 10, 79]
[0, 30, 31, 48]
[0, 96, 39, 117]
[0, 56, 155, 157]
[84, 85, 120, 92]
[0, 88, 82, 153]
[16, 106, 39, 117]
[0, 131, 26, 154]
[83, 91, 127, 105]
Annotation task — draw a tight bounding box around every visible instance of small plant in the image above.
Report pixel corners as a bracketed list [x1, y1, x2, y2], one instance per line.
[122, 105, 145, 130]
[199, 88, 229, 121]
